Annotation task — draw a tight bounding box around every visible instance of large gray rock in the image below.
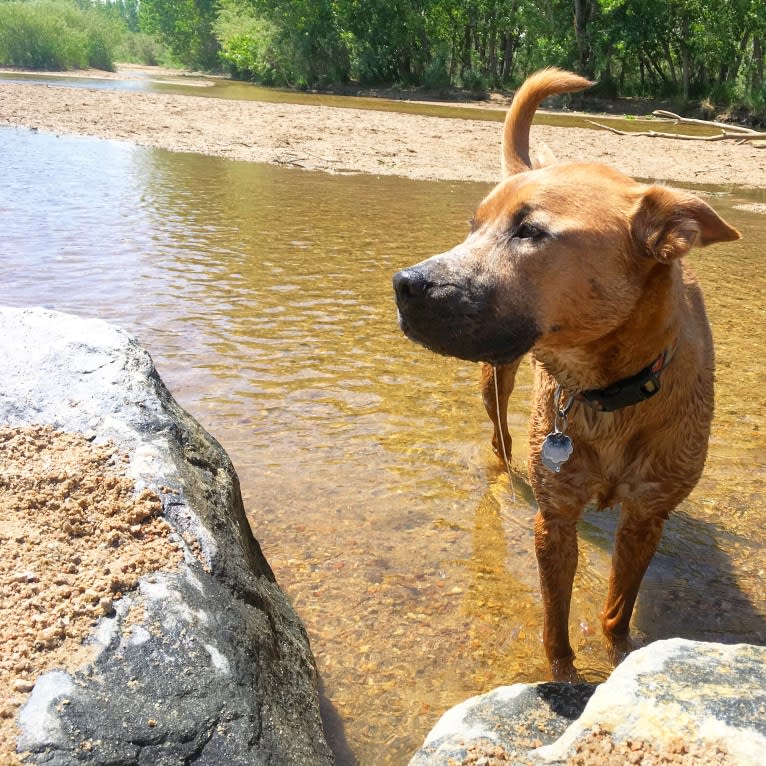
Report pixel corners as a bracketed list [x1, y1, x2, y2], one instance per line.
[0, 306, 333, 766]
[410, 638, 766, 765]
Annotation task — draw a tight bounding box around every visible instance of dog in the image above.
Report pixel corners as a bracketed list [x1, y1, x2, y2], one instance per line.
[392, 68, 740, 681]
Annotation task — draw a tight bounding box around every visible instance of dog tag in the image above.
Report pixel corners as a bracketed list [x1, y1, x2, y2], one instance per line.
[541, 431, 573, 473]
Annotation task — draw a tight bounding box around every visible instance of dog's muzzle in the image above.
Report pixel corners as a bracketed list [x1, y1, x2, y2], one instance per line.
[393, 265, 539, 365]
[393, 265, 466, 353]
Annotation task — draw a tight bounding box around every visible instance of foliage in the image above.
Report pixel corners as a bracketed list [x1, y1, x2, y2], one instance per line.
[1, 0, 764, 115]
[596, 0, 766, 104]
[338, 0, 430, 84]
[215, 3, 288, 84]
[216, 0, 349, 86]
[99, 0, 140, 34]
[0, 0, 124, 70]
[139, 0, 220, 70]
[113, 31, 169, 67]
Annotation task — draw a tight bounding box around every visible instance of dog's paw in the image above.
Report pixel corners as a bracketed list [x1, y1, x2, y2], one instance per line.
[491, 432, 513, 462]
[606, 633, 639, 667]
[550, 654, 582, 683]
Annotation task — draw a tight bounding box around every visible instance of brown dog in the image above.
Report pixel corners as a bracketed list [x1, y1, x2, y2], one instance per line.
[393, 68, 740, 681]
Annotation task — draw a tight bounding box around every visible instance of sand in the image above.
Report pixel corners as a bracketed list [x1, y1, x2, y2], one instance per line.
[0, 426, 182, 762]
[0, 66, 764, 188]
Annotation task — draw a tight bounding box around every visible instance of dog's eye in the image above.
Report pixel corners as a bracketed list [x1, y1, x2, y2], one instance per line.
[514, 221, 544, 240]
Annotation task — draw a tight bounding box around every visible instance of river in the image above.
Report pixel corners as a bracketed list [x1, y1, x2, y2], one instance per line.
[1, 111, 764, 764]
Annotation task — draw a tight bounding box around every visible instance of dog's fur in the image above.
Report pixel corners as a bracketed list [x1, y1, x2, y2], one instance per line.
[393, 68, 740, 680]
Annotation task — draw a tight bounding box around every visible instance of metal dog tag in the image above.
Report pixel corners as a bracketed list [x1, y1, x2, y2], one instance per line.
[541, 431, 573, 473]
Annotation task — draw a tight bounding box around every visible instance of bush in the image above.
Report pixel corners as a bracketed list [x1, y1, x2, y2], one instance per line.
[460, 68, 489, 96]
[114, 32, 168, 67]
[422, 47, 452, 90]
[0, 4, 82, 69]
[215, 6, 290, 85]
[0, 1, 122, 71]
[215, 1, 348, 87]
[751, 86, 766, 124]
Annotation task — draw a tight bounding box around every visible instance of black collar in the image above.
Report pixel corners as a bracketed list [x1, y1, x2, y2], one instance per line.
[575, 342, 677, 413]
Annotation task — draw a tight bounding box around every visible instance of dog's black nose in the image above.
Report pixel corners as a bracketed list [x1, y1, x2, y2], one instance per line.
[393, 268, 429, 302]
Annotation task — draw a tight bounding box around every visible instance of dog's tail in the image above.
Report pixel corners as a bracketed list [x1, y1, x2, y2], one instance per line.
[502, 68, 593, 176]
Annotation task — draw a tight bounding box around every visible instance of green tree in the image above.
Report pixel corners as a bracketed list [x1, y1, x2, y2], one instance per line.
[335, 0, 432, 84]
[101, 0, 140, 33]
[139, 0, 220, 69]
[216, 0, 349, 85]
[124, 0, 766, 111]
[599, 0, 765, 105]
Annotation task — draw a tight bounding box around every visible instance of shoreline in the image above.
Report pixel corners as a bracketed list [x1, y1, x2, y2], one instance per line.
[1, 67, 765, 189]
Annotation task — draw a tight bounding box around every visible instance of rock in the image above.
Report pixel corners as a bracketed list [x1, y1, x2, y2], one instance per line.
[0, 306, 333, 765]
[409, 683, 596, 765]
[410, 638, 766, 765]
[534, 638, 766, 765]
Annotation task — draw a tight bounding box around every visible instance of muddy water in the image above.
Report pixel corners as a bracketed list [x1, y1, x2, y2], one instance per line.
[1, 125, 764, 765]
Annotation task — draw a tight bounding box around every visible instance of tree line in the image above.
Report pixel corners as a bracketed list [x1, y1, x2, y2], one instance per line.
[138, 0, 766, 112]
[1, 1, 764, 116]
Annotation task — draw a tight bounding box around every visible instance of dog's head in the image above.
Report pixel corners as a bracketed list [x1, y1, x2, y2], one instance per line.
[393, 69, 740, 367]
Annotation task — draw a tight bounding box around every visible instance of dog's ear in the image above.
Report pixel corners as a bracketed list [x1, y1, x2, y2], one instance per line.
[631, 185, 741, 263]
[534, 142, 557, 168]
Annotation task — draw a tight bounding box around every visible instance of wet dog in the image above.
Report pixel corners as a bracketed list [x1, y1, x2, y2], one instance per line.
[393, 68, 740, 680]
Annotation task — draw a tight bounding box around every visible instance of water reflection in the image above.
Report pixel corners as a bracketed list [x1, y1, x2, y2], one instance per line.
[1, 126, 764, 765]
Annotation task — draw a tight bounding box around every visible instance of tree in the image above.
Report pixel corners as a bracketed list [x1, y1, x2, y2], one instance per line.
[217, 0, 349, 85]
[126, 0, 766, 114]
[139, 0, 220, 69]
[102, 0, 140, 33]
[336, 0, 432, 84]
[572, 0, 594, 75]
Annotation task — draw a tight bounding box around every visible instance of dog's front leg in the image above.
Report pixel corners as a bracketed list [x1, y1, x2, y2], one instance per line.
[534, 507, 581, 681]
[480, 359, 521, 459]
[601, 504, 668, 664]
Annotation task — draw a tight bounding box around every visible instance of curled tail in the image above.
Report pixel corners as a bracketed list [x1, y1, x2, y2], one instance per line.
[502, 68, 593, 176]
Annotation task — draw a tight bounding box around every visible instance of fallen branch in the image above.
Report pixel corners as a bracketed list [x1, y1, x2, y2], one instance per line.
[587, 116, 766, 145]
[586, 120, 728, 140]
[728, 133, 766, 143]
[651, 110, 759, 134]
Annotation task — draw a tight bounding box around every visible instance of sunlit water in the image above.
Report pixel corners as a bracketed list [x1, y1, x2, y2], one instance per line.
[1, 123, 764, 765]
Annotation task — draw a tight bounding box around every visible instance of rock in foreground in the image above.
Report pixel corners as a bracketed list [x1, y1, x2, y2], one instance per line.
[0, 306, 332, 765]
[411, 638, 766, 765]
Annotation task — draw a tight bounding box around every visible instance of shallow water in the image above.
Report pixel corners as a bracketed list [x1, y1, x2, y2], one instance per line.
[1, 125, 764, 764]
[0, 68, 717, 135]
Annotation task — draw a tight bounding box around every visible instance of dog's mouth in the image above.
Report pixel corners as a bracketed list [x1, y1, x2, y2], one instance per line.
[393, 267, 539, 365]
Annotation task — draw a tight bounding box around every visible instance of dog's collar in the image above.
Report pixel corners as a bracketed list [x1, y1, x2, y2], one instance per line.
[573, 340, 678, 413]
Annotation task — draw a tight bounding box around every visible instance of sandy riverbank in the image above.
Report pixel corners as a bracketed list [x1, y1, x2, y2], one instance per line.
[0, 66, 764, 188]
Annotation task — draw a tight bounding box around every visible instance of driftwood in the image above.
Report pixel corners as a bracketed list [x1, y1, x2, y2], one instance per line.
[588, 110, 766, 146]
[651, 110, 756, 132]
